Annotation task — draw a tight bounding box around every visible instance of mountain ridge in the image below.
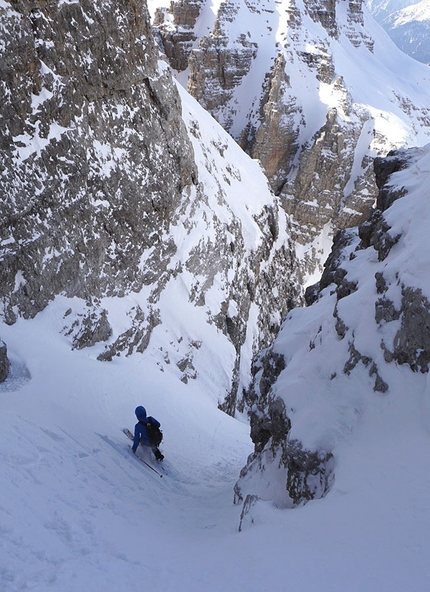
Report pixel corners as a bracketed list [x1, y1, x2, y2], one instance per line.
[151, 0, 430, 275]
[367, 0, 430, 63]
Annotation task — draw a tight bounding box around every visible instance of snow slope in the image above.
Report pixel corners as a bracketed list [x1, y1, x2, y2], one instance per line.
[391, 0, 430, 24]
[367, 0, 430, 63]
[366, 0, 417, 17]
[386, 0, 430, 65]
[152, 0, 430, 151]
[1, 3, 430, 589]
[2, 287, 430, 591]
[2, 148, 430, 592]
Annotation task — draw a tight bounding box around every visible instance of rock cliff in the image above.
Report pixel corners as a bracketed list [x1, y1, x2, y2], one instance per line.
[234, 144, 430, 507]
[0, 1, 301, 403]
[151, 0, 430, 277]
[0, 0, 196, 321]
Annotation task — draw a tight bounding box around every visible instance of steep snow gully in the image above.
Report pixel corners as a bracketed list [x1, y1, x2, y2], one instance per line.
[1, 1, 430, 590]
[0, 312, 253, 591]
[2, 275, 430, 591]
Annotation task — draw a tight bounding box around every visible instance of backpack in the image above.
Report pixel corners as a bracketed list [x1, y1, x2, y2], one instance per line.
[146, 418, 163, 447]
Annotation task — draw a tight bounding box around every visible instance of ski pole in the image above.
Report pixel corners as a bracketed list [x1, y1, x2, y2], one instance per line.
[140, 457, 163, 478]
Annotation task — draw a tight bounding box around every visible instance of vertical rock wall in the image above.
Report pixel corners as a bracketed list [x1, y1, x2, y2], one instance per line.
[0, 0, 197, 321]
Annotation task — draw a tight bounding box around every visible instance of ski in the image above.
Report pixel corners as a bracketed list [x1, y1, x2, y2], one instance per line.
[122, 428, 163, 478]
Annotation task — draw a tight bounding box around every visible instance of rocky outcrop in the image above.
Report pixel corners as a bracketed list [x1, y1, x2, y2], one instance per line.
[305, 227, 358, 305]
[280, 103, 377, 245]
[321, 147, 430, 379]
[343, 0, 375, 50]
[0, 340, 10, 383]
[236, 1, 379, 248]
[235, 145, 430, 509]
[374, 149, 413, 210]
[380, 286, 430, 374]
[285, 440, 335, 505]
[234, 346, 335, 507]
[153, 0, 205, 71]
[61, 306, 112, 351]
[187, 10, 258, 126]
[305, 0, 338, 38]
[240, 54, 300, 196]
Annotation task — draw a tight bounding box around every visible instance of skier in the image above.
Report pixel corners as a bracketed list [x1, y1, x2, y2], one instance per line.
[132, 406, 164, 461]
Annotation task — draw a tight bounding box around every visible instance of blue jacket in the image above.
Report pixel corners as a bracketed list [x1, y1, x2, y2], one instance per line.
[132, 406, 160, 452]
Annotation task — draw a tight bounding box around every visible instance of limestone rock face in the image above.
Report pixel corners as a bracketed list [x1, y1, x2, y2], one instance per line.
[152, 0, 430, 277]
[240, 54, 300, 196]
[153, 0, 205, 71]
[186, 0, 258, 124]
[0, 0, 196, 323]
[0, 0, 303, 409]
[234, 340, 335, 508]
[305, 0, 338, 37]
[279, 103, 377, 245]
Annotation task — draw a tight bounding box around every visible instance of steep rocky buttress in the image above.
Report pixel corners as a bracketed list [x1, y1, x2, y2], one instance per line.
[234, 145, 430, 509]
[0, 0, 302, 406]
[0, 0, 196, 321]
